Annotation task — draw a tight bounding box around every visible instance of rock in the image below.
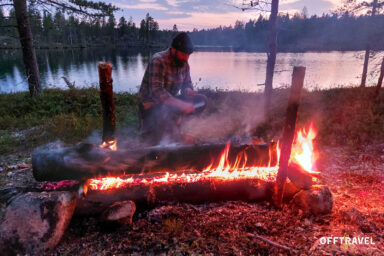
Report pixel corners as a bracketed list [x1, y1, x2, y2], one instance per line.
[0, 191, 77, 255]
[100, 200, 136, 225]
[292, 185, 333, 215]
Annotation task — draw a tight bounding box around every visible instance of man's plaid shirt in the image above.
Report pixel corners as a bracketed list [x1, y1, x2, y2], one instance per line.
[139, 49, 193, 108]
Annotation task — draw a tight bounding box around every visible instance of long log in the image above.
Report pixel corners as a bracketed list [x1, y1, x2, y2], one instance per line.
[273, 66, 306, 206]
[32, 142, 277, 182]
[84, 178, 275, 207]
[98, 62, 115, 142]
[76, 172, 304, 215]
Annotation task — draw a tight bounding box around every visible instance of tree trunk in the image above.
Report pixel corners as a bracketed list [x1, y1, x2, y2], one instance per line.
[361, 46, 370, 87]
[360, 0, 378, 88]
[273, 66, 306, 207]
[374, 57, 384, 99]
[13, 0, 42, 97]
[264, 0, 279, 119]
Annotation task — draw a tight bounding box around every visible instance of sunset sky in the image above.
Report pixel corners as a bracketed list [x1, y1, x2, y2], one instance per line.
[105, 0, 341, 30]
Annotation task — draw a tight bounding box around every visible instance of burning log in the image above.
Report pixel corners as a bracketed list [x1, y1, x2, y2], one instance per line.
[84, 177, 276, 207]
[287, 162, 313, 190]
[273, 66, 306, 206]
[32, 142, 276, 182]
[77, 170, 306, 213]
[98, 62, 115, 143]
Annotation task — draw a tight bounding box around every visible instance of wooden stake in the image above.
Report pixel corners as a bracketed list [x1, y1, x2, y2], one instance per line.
[273, 66, 306, 207]
[98, 62, 115, 142]
[374, 57, 384, 100]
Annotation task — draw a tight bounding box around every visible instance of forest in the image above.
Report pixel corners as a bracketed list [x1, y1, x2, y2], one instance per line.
[1, 5, 384, 51]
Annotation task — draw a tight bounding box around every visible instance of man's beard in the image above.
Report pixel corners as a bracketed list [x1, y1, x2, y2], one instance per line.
[174, 56, 185, 67]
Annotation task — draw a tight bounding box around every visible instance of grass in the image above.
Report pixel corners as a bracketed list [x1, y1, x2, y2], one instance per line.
[0, 88, 138, 158]
[0, 86, 384, 161]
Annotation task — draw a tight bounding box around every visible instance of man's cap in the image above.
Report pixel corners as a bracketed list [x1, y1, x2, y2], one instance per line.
[171, 32, 194, 54]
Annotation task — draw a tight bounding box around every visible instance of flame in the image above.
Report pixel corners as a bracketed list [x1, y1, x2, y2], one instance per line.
[290, 123, 317, 173]
[99, 139, 117, 151]
[89, 123, 318, 191]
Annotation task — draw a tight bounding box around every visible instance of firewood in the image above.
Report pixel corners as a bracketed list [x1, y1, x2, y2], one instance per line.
[98, 62, 115, 142]
[83, 177, 275, 207]
[273, 66, 306, 206]
[32, 142, 276, 182]
[287, 162, 313, 190]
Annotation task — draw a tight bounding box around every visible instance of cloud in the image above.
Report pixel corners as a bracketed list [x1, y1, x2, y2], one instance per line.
[156, 11, 257, 30]
[115, 2, 168, 11]
[166, 0, 196, 7]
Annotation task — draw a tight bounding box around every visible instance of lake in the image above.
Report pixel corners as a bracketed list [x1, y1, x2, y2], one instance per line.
[0, 48, 381, 94]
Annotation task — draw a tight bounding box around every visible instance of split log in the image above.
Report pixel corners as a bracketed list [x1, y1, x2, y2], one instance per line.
[100, 200, 136, 226]
[32, 142, 277, 182]
[291, 185, 333, 215]
[77, 173, 306, 214]
[98, 62, 115, 142]
[273, 66, 306, 206]
[83, 178, 276, 207]
[287, 162, 313, 190]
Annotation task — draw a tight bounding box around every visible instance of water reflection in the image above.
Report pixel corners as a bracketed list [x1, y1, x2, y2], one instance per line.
[0, 48, 379, 93]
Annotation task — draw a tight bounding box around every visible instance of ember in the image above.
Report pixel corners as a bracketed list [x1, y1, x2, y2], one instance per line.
[99, 139, 117, 151]
[88, 123, 318, 191]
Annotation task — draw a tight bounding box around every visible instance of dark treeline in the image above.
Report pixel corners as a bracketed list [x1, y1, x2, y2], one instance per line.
[0, 6, 177, 49]
[190, 12, 384, 52]
[1, 5, 383, 52]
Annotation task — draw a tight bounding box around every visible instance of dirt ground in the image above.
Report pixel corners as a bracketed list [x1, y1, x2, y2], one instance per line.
[1, 144, 383, 255]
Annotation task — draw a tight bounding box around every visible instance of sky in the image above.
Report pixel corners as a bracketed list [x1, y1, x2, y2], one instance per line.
[105, 0, 342, 31]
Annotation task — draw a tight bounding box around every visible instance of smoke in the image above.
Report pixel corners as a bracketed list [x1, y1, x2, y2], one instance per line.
[181, 92, 266, 143]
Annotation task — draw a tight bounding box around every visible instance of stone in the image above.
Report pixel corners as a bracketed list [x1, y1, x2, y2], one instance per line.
[292, 185, 333, 215]
[0, 191, 77, 255]
[100, 200, 136, 225]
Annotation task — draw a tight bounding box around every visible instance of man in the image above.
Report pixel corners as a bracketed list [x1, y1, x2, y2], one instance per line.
[138, 32, 206, 144]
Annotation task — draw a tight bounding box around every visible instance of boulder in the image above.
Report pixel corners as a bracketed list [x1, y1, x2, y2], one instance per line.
[0, 191, 76, 255]
[292, 185, 333, 215]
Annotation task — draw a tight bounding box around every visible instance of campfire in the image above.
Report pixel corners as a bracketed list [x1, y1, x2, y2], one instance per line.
[87, 124, 318, 192]
[31, 64, 331, 213]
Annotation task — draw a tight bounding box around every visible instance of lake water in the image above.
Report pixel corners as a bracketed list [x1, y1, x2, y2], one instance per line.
[0, 48, 381, 94]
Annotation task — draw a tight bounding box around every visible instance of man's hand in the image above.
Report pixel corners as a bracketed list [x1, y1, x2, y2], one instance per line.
[184, 88, 197, 97]
[182, 102, 195, 114]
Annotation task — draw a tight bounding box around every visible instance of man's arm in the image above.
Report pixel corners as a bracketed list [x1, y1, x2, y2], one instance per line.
[181, 64, 196, 97]
[149, 58, 194, 114]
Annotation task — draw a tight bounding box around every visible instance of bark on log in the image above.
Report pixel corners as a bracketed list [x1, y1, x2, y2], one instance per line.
[273, 67, 306, 206]
[287, 162, 313, 190]
[76, 177, 303, 215]
[84, 178, 276, 207]
[32, 142, 277, 182]
[98, 62, 115, 142]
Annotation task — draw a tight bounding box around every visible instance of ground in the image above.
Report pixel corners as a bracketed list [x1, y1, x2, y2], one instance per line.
[1, 144, 383, 255]
[1, 88, 384, 255]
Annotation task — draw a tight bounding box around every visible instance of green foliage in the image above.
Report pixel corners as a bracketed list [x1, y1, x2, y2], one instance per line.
[1, 87, 384, 155]
[0, 88, 138, 154]
[0, 134, 18, 155]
